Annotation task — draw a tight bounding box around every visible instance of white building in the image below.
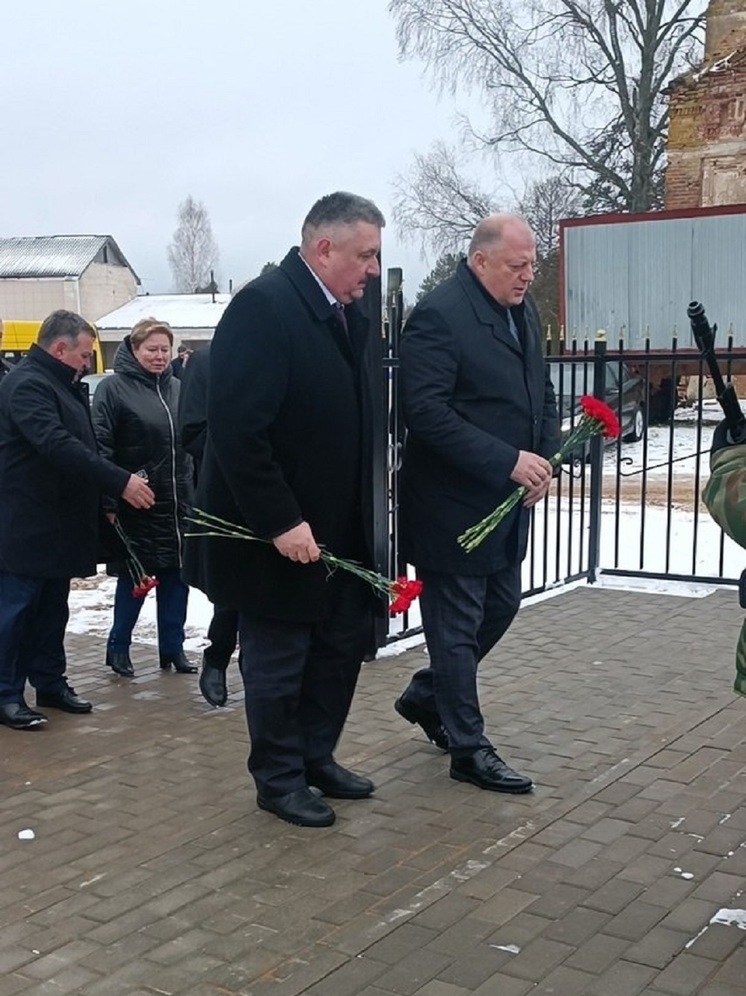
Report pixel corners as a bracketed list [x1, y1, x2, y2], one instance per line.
[0, 235, 139, 321]
[95, 293, 232, 368]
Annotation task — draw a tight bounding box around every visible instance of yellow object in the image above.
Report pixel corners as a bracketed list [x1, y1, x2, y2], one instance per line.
[0, 319, 104, 373]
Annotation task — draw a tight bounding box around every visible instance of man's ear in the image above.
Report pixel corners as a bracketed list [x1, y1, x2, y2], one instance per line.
[316, 236, 333, 262]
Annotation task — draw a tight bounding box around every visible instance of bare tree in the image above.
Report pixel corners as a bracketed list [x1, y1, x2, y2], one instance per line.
[519, 175, 581, 261]
[519, 175, 582, 333]
[167, 196, 220, 293]
[393, 142, 499, 256]
[389, 0, 706, 213]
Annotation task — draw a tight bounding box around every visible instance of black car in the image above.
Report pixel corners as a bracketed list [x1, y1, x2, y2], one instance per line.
[550, 360, 646, 448]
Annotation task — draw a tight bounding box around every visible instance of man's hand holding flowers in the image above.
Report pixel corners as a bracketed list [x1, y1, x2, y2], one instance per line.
[510, 450, 554, 508]
[273, 521, 321, 564]
[459, 396, 621, 553]
[188, 511, 424, 617]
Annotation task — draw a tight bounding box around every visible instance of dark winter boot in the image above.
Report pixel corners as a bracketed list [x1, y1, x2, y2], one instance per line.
[159, 652, 198, 674]
[107, 650, 135, 677]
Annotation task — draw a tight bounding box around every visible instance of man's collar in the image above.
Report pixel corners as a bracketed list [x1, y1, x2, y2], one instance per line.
[28, 342, 80, 386]
[297, 250, 339, 307]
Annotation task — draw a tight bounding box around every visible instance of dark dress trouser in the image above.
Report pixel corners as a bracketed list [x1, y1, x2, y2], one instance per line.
[0, 573, 71, 704]
[203, 604, 239, 670]
[403, 563, 522, 752]
[238, 573, 374, 797]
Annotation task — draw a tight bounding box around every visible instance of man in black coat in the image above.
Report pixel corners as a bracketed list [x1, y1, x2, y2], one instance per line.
[178, 344, 238, 706]
[394, 214, 560, 793]
[0, 310, 155, 730]
[185, 192, 385, 827]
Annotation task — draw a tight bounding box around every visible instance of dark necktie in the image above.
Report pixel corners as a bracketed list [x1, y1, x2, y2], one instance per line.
[332, 302, 348, 335]
[507, 308, 520, 344]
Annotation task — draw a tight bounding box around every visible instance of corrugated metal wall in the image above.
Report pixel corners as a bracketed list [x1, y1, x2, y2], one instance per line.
[563, 211, 746, 348]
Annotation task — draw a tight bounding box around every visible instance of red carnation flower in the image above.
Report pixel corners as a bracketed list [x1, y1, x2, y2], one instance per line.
[389, 576, 424, 616]
[579, 395, 621, 439]
[132, 576, 159, 599]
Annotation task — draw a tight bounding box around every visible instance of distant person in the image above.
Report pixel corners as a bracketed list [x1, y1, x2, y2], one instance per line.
[170, 343, 191, 379]
[395, 214, 560, 793]
[92, 319, 197, 679]
[185, 191, 385, 828]
[178, 344, 239, 707]
[0, 310, 155, 730]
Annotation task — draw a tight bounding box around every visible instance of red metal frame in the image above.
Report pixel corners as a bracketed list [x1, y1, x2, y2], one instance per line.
[558, 203, 746, 326]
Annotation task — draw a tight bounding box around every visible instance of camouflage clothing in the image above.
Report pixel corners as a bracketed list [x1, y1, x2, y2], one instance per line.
[701, 439, 746, 695]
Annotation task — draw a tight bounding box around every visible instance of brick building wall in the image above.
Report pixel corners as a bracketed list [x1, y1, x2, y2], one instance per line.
[665, 1, 746, 210]
[705, 0, 746, 59]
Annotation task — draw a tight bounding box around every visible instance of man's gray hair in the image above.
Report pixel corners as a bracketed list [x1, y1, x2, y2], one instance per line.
[467, 213, 533, 258]
[301, 191, 385, 243]
[37, 310, 95, 349]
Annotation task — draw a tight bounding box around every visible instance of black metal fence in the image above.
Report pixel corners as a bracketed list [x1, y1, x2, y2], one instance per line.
[379, 301, 746, 643]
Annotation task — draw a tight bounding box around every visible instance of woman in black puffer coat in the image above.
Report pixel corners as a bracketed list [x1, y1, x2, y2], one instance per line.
[92, 319, 197, 678]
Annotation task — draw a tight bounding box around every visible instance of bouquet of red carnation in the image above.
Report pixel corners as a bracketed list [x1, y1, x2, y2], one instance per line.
[187, 511, 423, 617]
[458, 395, 620, 553]
[112, 520, 159, 598]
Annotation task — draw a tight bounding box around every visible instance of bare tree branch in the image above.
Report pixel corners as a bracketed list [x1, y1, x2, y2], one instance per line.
[392, 142, 500, 255]
[389, 0, 706, 212]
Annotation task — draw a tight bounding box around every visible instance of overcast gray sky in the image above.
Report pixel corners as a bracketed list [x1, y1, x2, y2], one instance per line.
[2, 0, 481, 301]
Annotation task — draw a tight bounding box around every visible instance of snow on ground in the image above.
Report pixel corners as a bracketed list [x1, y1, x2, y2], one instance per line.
[613, 419, 714, 477]
[68, 576, 215, 656]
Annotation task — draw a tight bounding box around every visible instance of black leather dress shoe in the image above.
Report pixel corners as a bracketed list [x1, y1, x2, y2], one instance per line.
[450, 747, 533, 794]
[306, 761, 375, 799]
[394, 695, 449, 750]
[199, 661, 228, 707]
[257, 787, 336, 827]
[159, 652, 198, 674]
[36, 687, 93, 714]
[107, 650, 134, 677]
[0, 701, 47, 730]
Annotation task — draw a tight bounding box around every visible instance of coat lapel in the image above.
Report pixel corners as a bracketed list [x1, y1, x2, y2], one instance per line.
[455, 264, 524, 358]
[280, 249, 364, 368]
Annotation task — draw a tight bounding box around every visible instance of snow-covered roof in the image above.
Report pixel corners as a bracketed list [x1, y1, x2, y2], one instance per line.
[96, 293, 232, 331]
[0, 235, 139, 281]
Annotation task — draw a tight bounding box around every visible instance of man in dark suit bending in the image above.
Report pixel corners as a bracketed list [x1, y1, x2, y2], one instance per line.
[394, 214, 560, 793]
[185, 192, 384, 827]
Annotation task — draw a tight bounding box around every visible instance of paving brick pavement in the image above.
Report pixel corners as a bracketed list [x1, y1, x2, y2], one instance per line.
[1, 584, 745, 995]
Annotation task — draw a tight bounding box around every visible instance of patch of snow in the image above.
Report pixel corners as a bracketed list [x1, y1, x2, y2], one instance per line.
[68, 575, 217, 651]
[710, 908, 746, 929]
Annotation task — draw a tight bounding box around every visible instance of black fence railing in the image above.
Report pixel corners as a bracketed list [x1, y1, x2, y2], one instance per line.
[379, 317, 746, 644]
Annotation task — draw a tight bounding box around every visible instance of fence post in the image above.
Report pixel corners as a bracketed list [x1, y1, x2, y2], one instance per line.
[587, 332, 606, 582]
